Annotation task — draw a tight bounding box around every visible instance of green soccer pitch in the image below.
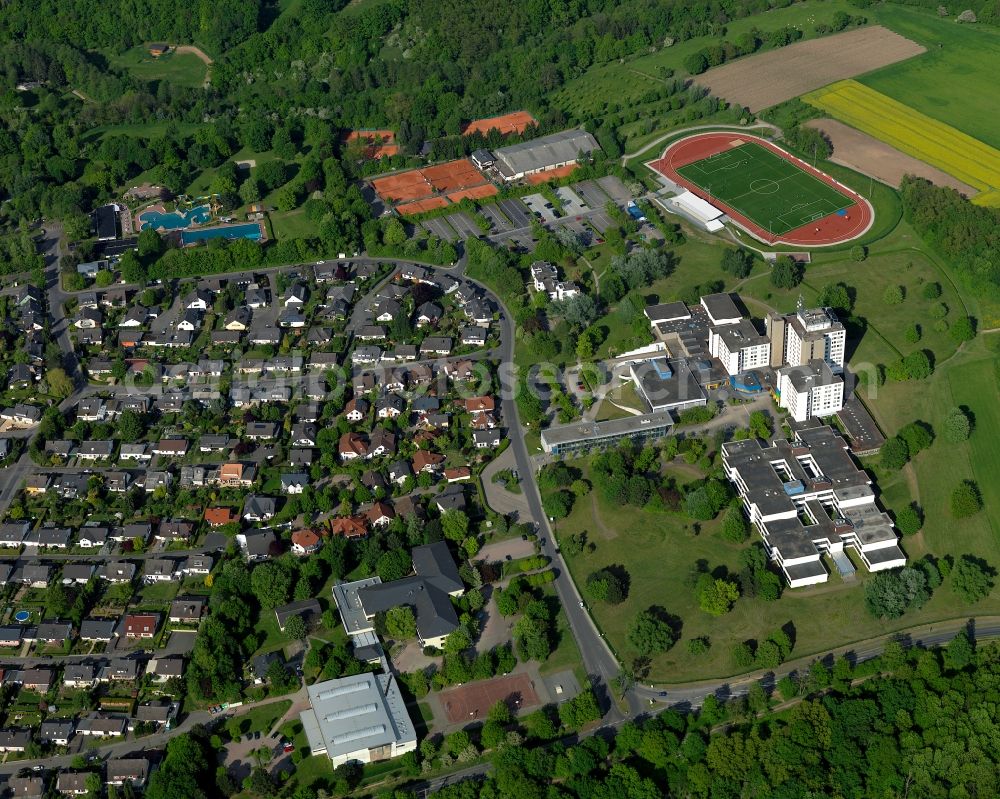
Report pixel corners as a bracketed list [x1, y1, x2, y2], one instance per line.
[675, 141, 854, 236]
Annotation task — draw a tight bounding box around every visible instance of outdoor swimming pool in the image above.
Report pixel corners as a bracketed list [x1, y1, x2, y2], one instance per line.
[139, 204, 211, 231]
[13, 610, 30, 623]
[181, 223, 263, 245]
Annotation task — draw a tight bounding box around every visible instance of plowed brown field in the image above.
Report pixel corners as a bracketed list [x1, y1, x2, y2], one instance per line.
[694, 26, 925, 112]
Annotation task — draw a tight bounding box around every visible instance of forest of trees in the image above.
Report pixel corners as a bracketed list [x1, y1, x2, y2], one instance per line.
[900, 176, 1000, 298]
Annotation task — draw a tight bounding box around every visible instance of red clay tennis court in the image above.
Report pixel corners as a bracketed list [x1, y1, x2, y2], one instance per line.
[344, 130, 399, 160]
[439, 673, 540, 723]
[396, 197, 450, 215]
[447, 184, 499, 203]
[463, 111, 538, 137]
[373, 158, 496, 215]
[649, 132, 873, 246]
[525, 164, 578, 185]
[421, 159, 488, 192]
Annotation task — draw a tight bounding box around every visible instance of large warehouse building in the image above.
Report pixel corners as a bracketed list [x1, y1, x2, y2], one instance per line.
[493, 129, 601, 180]
[300, 673, 417, 767]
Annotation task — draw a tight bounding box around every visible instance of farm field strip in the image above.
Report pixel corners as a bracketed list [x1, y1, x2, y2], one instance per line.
[804, 80, 1000, 203]
[693, 25, 925, 113]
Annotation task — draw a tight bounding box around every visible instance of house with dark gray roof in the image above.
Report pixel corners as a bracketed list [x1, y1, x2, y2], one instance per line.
[356, 542, 464, 648]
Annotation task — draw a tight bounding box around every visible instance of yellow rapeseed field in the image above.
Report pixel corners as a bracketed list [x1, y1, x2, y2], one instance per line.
[803, 80, 1000, 205]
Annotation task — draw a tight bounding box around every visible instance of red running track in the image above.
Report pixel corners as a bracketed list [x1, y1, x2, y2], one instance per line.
[648, 132, 873, 247]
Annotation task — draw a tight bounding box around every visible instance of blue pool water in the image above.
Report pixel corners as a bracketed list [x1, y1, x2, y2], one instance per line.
[181, 223, 263, 245]
[139, 204, 211, 231]
[13, 610, 29, 623]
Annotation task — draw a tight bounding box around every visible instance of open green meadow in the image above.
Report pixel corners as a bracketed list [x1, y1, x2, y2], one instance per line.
[676, 141, 854, 235]
[106, 46, 209, 89]
[861, 6, 1000, 151]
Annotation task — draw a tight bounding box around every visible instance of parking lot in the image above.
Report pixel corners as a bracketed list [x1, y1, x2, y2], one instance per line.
[573, 180, 612, 209]
[554, 186, 589, 216]
[498, 198, 534, 229]
[448, 211, 484, 239]
[480, 204, 513, 233]
[587, 207, 616, 234]
[421, 217, 458, 242]
[554, 217, 594, 245]
[522, 194, 558, 223]
[597, 175, 634, 205]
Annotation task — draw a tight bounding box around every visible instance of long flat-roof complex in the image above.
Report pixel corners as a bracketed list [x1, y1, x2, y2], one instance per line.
[629, 358, 707, 413]
[300, 673, 416, 767]
[541, 411, 674, 455]
[494, 129, 600, 180]
[722, 424, 905, 588]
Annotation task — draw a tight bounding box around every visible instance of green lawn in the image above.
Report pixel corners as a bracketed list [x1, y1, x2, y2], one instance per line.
[231, 699, 293, 736]
[676, 141, 854, 235]
[862, 6, 1000, 150]
[106, 46, 208, 89]
[269, 208, 315, 240]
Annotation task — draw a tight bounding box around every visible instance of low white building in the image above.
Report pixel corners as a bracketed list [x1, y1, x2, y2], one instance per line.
[776, 360, 844, 422]
[300, 673, 416, 767]
[722, 425, 905, 588]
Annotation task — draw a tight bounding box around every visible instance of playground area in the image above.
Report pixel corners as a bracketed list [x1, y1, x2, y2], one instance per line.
[372, 158, 498, 216]
[438, 672, 541, 723]
[649, 133, 873, 246]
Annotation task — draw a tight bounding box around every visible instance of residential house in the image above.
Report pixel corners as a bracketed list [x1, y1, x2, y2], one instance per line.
[61, 564, 95, 585]
[79, 619, 117, 642]
[56, 773, 89, 796]
[366, 501, 395, 529]
[274, 598, 321, 631]
[344, 398, 369, 422]
[473, 429, 502, 449]
[153, 438, 189, 458]
[376, 394, 406, 419]
[243, 495, 277, 522]
[281, 473, 309, 494]
[291, 529, 321, 555]
[339, 432, 368, 462]
[169, 597, 205, 625]
[124, 613, 159, 639]
[63, 664, 97, 688]
[39, 719, 75, 746]
[75, 714, 127, 738]
[181, 554, 213, 577]
[204, 507, 237, 527]
[143, 559, 177, 583]
[238, 529, 277, 562]
[330, 516, 368, 539]
[99, 562, 137, 583]
[460, 326, 488, 346]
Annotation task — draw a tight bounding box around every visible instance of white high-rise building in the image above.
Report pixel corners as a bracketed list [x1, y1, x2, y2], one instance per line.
[777, 360, 844, 422]
[766, 299, 846, 373]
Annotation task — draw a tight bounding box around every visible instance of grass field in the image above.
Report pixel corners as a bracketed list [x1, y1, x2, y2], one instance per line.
[676, 141, 854, 235]
[803, 80, 1000, 204]
[106, 46, 208, 89]
[862, 6, 1000, 152]
[555, 214, 1000, 681]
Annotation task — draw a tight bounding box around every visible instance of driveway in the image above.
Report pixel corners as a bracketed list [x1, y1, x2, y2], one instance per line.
[480, 447, 531, 521]
[477, 537, 535, 563]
